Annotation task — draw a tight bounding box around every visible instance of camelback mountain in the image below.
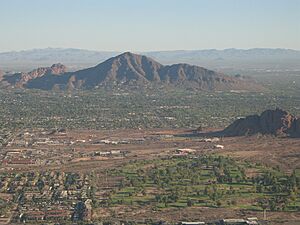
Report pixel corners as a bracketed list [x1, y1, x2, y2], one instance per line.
[0, 52, 263, 91]
[222, 108, 300, 137]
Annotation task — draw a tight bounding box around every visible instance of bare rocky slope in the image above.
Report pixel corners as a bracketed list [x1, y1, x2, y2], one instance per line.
[1, 52, 263, 91]
[1, 63, 66, 88]
[222, 108, 300, 137]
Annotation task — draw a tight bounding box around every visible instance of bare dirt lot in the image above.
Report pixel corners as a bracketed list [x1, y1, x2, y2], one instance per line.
[54, 128, 300, 173]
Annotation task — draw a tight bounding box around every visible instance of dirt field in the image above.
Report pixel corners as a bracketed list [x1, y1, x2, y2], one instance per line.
[57, 128, 300, 173]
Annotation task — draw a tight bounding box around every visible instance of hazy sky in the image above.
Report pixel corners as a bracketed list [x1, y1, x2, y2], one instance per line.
[0, 0, 299, 52]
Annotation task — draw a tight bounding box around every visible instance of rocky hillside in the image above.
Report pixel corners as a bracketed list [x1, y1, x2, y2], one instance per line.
[2, 63, 66, 88]
[222, 108, 300, 137]
[1, 52, 263, 91]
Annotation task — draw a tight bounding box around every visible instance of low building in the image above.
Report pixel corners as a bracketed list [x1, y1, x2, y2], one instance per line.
[214, 144, 224, 149]
[180, 222, 205, 225]
[176, 148, 196, 154]
[221, 219, 248, 225]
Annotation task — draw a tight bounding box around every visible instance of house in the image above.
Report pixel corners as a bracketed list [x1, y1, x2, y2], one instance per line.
[99, 139, 118, 145]
[246, 218, 258, 225]
[201, 137, 220, 143]
[5, 150, 23, 156]
[22, 211, 45, 222]
[44, 210, 71, 221]
[214, 144, 224, 149]
[221, 219, 248, 224]
[111, 150, 121, 155]
[180, 222, 205, 225]
[176, 148, 196, 154]
[7, 159, 35, 165]
[99, 151, 111, 156]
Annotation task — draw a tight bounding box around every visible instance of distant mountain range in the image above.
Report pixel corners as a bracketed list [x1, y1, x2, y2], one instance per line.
[1, 48, 300, 71]
[0, 52, 263, 91]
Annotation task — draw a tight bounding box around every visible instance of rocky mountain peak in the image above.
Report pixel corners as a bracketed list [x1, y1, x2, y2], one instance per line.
[1, 52, 264, 91]
[222, 108, 300, 137]
[50, 63, 67, 75]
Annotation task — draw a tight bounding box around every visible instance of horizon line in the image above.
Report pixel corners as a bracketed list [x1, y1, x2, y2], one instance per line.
[1, 47, 300, 54]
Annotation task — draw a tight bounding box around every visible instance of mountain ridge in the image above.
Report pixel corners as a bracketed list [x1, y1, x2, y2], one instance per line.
[1, 48, 299, 71]
[1, 52, 264, 91]
[2, 64, 66, 88]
